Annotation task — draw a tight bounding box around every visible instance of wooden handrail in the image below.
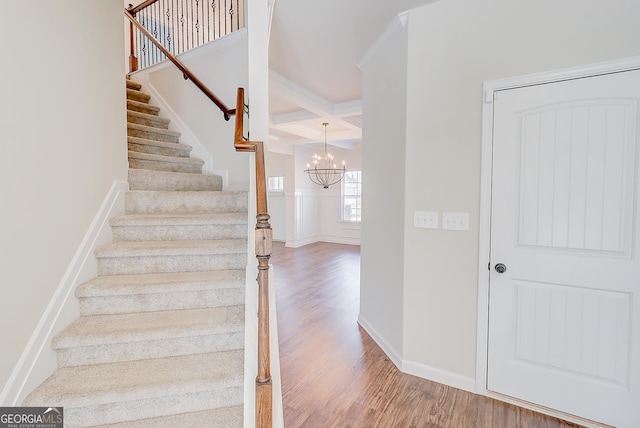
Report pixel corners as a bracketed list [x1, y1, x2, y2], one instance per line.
[124, 9, 236, 121]
[127, 0, 160, 15]
[234, 87, 273, 428]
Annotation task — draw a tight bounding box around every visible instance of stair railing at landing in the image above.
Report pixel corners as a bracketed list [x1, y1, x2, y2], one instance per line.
[125, 5, 273, 426]
[124, 1, 241, 120]
[127, 0, 244, 71]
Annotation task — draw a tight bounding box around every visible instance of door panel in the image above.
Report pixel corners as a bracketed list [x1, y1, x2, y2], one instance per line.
[488, 69, 640, 427]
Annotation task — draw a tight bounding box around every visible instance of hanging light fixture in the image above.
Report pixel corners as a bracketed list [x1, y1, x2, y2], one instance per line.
[305, 122, 346, 188]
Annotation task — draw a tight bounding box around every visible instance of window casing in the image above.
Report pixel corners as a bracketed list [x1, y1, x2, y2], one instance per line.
[342, 170, 362, 222]
[268, 176, 284, 193]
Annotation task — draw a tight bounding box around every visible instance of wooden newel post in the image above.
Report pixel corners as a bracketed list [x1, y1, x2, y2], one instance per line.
[128, 5, 138, 73]
[233, 88, 273, 427]
[255, 212, 273, 428]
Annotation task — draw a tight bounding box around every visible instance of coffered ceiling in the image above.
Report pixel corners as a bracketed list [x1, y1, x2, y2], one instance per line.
[267, 0, 437, 154]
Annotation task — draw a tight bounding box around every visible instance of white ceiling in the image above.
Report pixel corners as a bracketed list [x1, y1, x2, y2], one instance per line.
[267, 0, 437, 153]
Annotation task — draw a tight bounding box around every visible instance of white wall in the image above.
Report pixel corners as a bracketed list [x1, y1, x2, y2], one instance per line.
[0, 1, 127, 393]
[359, 16, 408, 364]
[360, 0, 640, 388]
[132, 31, 249, 190]
[402, 0, 640, 384]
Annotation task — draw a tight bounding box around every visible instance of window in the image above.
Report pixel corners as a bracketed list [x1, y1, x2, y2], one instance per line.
[268, 176, 284, 192]
[342, 170, 362, 222]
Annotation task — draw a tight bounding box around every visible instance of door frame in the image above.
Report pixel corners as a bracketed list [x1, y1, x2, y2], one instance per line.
[475, 55, 640, 425]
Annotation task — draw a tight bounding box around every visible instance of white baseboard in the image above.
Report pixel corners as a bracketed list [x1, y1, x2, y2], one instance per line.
[284, 236, 319, 248]
[358, 314, 476, 394]
[0, 181, 128, 406]
[357, 314, 403, 369]
[318, 235, 361, 246]
[401, 359, 476, 394]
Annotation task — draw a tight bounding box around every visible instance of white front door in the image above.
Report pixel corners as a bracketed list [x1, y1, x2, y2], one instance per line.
[487, 68, 640, 427]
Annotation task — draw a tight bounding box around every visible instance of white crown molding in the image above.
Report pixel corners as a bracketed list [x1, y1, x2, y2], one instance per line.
[333, 100, 362, 118]
[358, 11, 409, 71]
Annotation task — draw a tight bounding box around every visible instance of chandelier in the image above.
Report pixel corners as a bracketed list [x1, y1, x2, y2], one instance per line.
[305, 122, 346, 188]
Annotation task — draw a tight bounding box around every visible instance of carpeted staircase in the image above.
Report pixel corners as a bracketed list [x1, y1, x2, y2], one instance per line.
[23, 79, 248, 427]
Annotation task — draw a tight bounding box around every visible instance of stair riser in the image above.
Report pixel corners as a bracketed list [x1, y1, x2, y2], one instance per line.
[128, 170, 222, 191]
[127, 101, 159, 116]
[79, 288, 245, 316]
[97, 253, 247, 275]
[127, 114, 170, 129]
[63, 386, 243, 427]
[125, 192, 248, 214]
[129, 142, 191, 158]
[127, 126, 180, 143]
[128, 158, 202, 174]
[112, 224, 247, 242]
[126, 89, 150, 103]
[56, 332, 244, 367]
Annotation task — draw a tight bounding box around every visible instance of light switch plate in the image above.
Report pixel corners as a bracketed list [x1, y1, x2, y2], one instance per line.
[414, 211, 438, 229]
[442, 212, 469, 231]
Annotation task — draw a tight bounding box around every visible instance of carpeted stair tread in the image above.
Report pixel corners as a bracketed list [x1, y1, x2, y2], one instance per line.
[23, 350, 244, 405]
[128, 151, 204, 174]
[128, 150, 204, 166]
[76, 270, 245, 316]
[77, 270, 245, 298]
[93, 405, 243, 427]
[110, 213, 248, 242]
[95, 239, 246, 258]
[126, 88, 150, 103]
[128, 136, 188, 149]
[95, 239, 247, 275]
[127, 110, 171, 129]
[52, 312, 244, 367]
[126, 79, 142, 91]
[125, 190, 248, 214]
[127, 123, 180, 143]
[110, 212, 248, 227]
[128, 136, 192, 158]
[23, 350, 244, 410]
[52, 306, 244, 349]
[128, 169, 223, 191]
[127, 99, 160, 116]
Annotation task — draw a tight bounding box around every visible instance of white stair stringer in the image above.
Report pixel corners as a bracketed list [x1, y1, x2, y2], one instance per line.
[22, 78, 247, 426]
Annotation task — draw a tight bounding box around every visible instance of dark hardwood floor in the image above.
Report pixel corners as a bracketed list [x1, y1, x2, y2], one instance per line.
[271, 241, 583, 428]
